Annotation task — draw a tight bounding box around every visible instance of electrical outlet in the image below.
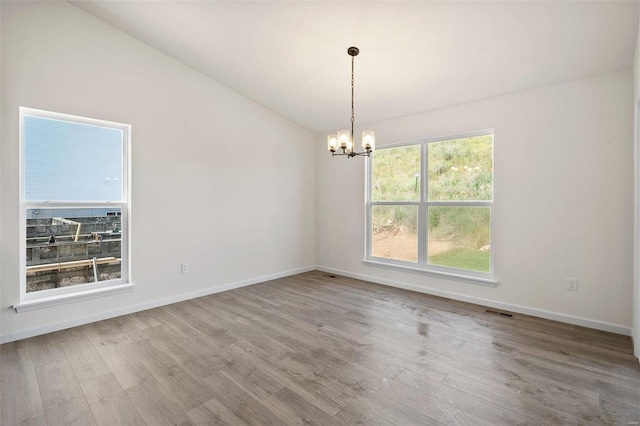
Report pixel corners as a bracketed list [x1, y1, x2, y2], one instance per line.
[181, 264, 189, 274]
[567, 277, 578, 291]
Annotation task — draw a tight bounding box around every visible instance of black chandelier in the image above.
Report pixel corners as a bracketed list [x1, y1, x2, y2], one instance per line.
[327, 47, 375, 158]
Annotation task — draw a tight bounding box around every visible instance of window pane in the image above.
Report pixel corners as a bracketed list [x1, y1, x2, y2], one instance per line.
[26, 208, 122, 293]
[24, 116, 123, 201]
[372, 145, 420, 201]
[372, 205, 417, 262]
[428, 206, 490, 272]
[428, 135, 492, 201]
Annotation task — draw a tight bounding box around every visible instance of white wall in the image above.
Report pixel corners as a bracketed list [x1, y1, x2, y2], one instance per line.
[0, 3, 3, 322]
[0, 1, 316, 342]
[632, 16, 640, 357]
[317, 70, 634, 334]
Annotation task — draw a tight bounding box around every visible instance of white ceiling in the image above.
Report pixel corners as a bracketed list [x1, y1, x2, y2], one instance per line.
[71, 1, 639, 134]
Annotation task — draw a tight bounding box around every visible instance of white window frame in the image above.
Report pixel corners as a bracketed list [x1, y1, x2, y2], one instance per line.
[364, 129, 496, 286]
[16, 107, 132, 311]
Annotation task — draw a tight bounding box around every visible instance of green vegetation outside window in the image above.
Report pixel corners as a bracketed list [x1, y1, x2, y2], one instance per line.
[368, 132, 493, 276]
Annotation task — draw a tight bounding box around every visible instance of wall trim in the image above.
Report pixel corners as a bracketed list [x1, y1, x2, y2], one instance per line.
[317, 265, 633, 337]
[0, 265, 315, 344]
[13, 283, 134, 313]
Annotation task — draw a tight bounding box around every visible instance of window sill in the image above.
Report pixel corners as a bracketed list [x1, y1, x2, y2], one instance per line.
[13, 283, 133, 313]
[362, 259, 497, 287]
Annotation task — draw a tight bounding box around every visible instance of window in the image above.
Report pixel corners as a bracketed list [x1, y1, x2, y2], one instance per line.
[366, 130, 493, 282]
[19, 107, 130, 308]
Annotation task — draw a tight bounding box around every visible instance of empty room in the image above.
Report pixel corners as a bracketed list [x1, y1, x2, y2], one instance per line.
[1, 1, 640, 425]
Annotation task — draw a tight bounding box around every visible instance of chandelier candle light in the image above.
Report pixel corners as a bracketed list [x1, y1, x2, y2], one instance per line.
[328, 47, 375, 158]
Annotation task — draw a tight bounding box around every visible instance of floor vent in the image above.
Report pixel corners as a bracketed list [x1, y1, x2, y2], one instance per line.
[329, 275, 337, 278]
[485, 309, 514, 318]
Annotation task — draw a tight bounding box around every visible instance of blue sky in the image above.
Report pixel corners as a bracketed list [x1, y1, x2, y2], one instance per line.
[24, 116, 123, 201]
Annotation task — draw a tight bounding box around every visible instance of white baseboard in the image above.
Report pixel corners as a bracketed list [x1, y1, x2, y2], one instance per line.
[317, 265, 633, 337]
[0, 265, 315, 344]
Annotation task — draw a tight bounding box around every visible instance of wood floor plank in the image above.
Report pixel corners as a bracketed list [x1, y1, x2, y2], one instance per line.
[20, 335, 67, 369]
[221, 340, 350, 416]
[335, 391, 446, 426]
[281, 348, 403, 397]
[1, 271, 638, 425]
[263, 386, 346, 425]
[219, 357, 285, 401]
[0, 343, 45, 426]
[91, 340, 154, 391]
[35, 359, 85, 410]
[187, 397, 247, 425]
[139, 325, 224, 380]
[17, 415, 48, 426]
[203, 370, 287, 425]
[34, 357, 95, 426]
[442, 371, 591, 425]
[134, 338, 215, 412]
[80, 373, 146, 425]
[62, 335, 111, 384]
[393, 369, 536, 425]
[598, 398, 640, 425]
[42, 396, 96, 426]
[125, 377, 194, 426]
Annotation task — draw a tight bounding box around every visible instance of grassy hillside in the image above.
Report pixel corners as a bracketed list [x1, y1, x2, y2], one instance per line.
[371, 135, 492, 272]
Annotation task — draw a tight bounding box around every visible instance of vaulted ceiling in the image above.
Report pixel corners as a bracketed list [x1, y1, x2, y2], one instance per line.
[72, 1, 639, 134]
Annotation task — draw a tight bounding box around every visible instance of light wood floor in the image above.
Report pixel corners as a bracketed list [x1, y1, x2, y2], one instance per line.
[1, 271, 639, 425]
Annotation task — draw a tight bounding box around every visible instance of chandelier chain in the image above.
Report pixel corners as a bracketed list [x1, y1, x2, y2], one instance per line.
[351, 54, 355, 142]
